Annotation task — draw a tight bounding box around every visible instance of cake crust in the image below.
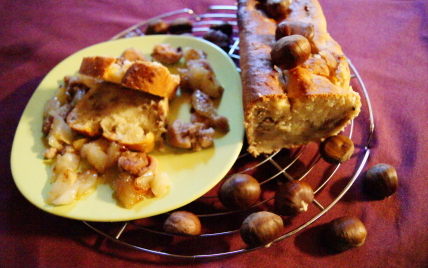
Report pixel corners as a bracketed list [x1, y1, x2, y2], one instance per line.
[79, 56, 180, 100]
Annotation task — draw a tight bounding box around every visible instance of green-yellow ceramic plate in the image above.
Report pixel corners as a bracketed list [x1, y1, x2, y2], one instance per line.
[11, 35, 244, 222]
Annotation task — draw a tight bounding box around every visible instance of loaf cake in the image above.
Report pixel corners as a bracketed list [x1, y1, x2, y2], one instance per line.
[237, 0, 361, 156]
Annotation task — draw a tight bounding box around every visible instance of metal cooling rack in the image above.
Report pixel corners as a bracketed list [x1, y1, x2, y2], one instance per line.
[83, 5, 375, 259]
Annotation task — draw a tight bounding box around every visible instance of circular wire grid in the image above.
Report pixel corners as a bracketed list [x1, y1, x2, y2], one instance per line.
[83, 5, 375, 259]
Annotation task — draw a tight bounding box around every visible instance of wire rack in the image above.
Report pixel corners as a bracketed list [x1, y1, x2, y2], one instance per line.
[83, 5, 375, 259]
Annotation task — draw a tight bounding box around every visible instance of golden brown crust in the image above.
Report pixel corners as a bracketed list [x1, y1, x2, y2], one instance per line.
[238, 0, 361, 156]
[79, 56, 116, 79]
[237, 1, 282, 109]
[78, 56, 180, 100]
[121, 61, 179, 100]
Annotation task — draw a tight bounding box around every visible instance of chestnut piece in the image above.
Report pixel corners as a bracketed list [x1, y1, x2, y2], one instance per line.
[270, 35, 311, 70]
[364, 163, 398, 199]
[168, 18, 193, 35]
[218, 174, 261, 210]
[151, 43, 183, 65]
[240, 211, 283, 247]
[274, 180, 314, 216]
[145, 18, 168, 35]
[325, 216, 367, 252]
[209, 22, 233, 37]
[265, 0, 292, 20]
[163, 211, 202, 236]
[121, 47, 148, 62]
[319, 135, 354, 164]
[275, 21, 315, 42]
[203, 29, 230, 52]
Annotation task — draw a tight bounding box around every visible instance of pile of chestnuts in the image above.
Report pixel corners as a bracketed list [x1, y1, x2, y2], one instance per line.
[217, 173, 317, 247]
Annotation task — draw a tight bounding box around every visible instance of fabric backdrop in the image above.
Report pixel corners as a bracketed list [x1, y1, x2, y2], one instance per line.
[1, 0, 427, 267]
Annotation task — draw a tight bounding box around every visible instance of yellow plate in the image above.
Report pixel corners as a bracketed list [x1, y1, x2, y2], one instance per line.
[10, 35, 244, 222]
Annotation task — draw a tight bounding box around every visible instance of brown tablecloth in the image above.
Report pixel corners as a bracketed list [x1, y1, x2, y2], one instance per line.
[2, 0, 428, 267]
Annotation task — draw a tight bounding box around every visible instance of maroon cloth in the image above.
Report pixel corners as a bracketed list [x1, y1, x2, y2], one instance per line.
[2, 0, 428, 267]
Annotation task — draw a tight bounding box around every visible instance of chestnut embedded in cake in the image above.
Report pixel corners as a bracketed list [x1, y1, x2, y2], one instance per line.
[237, 0, 361, 156]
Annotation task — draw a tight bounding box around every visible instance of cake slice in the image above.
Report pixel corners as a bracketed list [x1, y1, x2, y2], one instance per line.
[237, 0, 361, 156]
[66, 82, 168, 153]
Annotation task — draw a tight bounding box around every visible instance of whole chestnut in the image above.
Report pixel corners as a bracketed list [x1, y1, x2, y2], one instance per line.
[274, 180, 314, 216]
[364, 163, 398, 199]
[265, 0, 292, 20]
[240, 211, 283, 247]
[163, 211, 202, 236]
[218, 174, 261, 210]
[270, 35, 311, 70]
[325, 216, 367, 252]
[319, 135, 354, 164]
[275, 21, 315, 42]
[203, 29, 231, 52]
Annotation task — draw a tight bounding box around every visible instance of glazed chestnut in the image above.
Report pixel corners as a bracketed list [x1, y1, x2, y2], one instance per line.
[145, 18, 168, 35]
[325, 216, 367, 252]
[364, 163, 398, 199]
[163, 211, 202, 236]
[275, 21, 315, 42]
[319, 135, 354, 164]
[218, 174, 261, 210]
[274, 180, 314, 216]
[240, 211, 284, 247]
[265, 0, 292, 20]
[168, 18, 193, 35]
[270, 35, 311, 70]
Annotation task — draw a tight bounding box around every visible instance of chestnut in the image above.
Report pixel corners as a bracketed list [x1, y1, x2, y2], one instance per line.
[364, 163, 398, 199]
[209, 22, 233, 37]
[270, 35, 311, 70]
[265, 0, 292, 20]
[168, 18, 193, 35]
[275, 21, 315, 42]
[240, 211, 283, 247]
[218, 174, 261, 210]
[319, 135, 354, 164]
[203, 29, 230, 52]
[145, 18, 168, 35]
[163, 211, 202, 236]
[274, 180, 314, 216]
[325, 216, 367, 252]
